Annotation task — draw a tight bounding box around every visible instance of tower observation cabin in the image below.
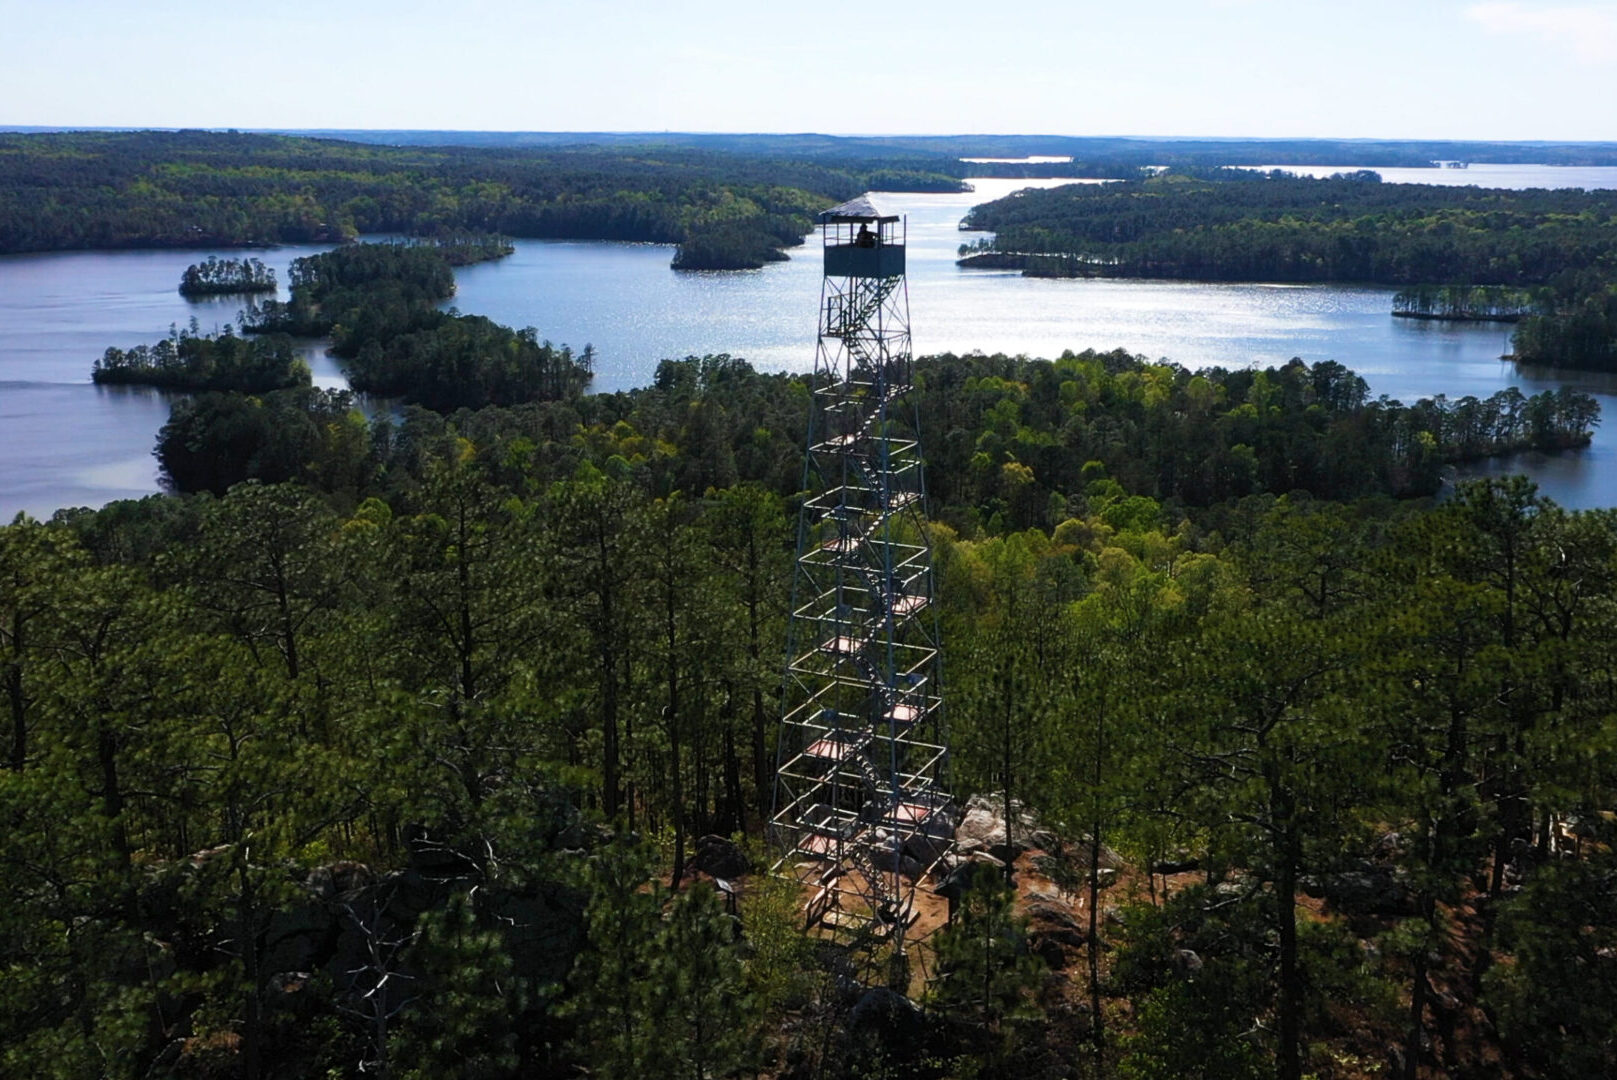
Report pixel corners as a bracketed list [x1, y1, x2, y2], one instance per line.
[771, 196, 955, 961]
[822, 197, 906, 279]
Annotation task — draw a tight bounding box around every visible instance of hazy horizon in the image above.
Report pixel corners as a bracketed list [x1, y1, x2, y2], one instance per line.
[6, 125, 1617, 147]
[4, 1, 1616, 141]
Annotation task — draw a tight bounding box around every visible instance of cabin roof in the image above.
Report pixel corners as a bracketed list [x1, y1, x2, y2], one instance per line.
[820, 195, 899, 223]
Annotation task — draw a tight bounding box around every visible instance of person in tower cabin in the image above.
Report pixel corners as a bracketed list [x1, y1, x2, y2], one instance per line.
[856, 223, 876, 248]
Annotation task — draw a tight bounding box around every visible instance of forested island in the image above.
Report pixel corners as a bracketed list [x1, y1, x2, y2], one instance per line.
[91, 324, 309, 393]
[178, 256, 277, 297]
[0, 130, 963, 270]
[89, 238, 556, 402]
[670, 220, 797, 270]
[961, 170, 1617, 372]
[958, 171, 1617, 286]
[241, 240, 467, 340]
[1390, 283, 1550, 322]
[239, 240, 592, 410]
[1394, 275, 1616, 372]
[2, 337, 1614, 1078]
[1513, 277, 1617, 370]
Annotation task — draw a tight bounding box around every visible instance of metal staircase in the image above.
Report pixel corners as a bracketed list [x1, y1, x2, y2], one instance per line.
[771, 197, 953, 961]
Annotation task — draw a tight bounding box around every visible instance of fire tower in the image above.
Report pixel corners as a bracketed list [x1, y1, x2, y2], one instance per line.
[771, 197, 953, 952]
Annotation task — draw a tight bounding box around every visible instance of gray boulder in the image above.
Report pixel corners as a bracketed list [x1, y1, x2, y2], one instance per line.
[955, 793, 1042, 854]
[902, 812, 956, 868]
[305, 860, 374, 902]
[847, 987, 927, 1052]
[1320, 867, 1418, 916]
[1026, 900, 1088, 950]
[690, 834, 749, 880]
[1033, 936, 1070, 970]
[1152, 857, 1200, 875]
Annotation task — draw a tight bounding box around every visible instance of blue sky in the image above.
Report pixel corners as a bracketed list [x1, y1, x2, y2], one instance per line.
[3, 0, 1615, 139]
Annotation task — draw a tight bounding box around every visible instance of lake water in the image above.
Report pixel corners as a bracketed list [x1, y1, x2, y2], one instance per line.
[1240, 163, 1617, 189]
[3, 171, 1615, 520]
[0, 245, 347, 518]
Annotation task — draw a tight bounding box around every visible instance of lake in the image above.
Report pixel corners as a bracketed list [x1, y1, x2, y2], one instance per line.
[3, 170, 1616, 520]
[1240, 163, 1617, 190]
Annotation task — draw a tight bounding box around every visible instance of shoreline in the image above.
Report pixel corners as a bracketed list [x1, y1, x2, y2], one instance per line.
[1392, 310, 1523, 324]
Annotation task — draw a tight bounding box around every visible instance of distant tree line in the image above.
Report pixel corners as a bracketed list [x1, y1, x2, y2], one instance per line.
[279, 128, 1617, 168]
[840, 132, 1617, 168]
[0, 130, 964, 269]
[178, 255, 277, 297]
[958, 161, 1150, 180]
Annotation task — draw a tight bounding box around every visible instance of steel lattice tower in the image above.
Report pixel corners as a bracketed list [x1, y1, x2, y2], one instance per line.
[771, 198, 952, 951]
